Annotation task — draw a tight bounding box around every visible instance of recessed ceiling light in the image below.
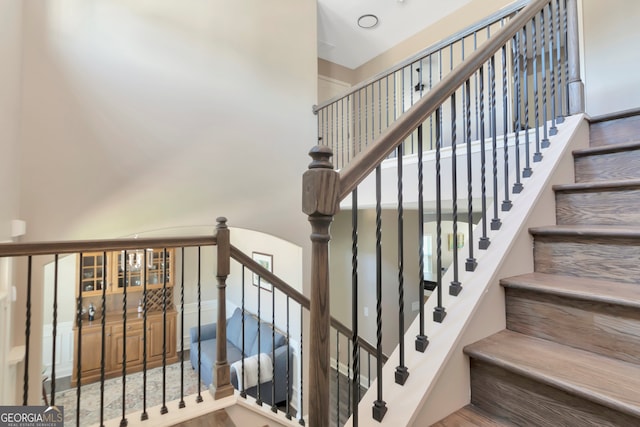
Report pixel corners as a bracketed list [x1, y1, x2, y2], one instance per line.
[357, 14, 379, 29]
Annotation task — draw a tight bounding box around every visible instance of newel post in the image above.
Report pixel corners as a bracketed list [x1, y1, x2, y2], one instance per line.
[566, 0, 585, 114]
[302, 146, 339, 427]
[212, 217, 234, 399]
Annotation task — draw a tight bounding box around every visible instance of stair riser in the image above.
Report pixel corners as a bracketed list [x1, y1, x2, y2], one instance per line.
[556, 187, 640, 226]
[470, 360, 640, 426]
[505, 288, 640, 364]
[575, 150, 640, 183]
[533, 237, 640, 285]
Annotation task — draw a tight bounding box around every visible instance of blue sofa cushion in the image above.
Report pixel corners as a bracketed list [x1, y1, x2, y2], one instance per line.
[199, 338, 244, 370]
[226, 308, 260, 355]
[249, 325, 286, 356]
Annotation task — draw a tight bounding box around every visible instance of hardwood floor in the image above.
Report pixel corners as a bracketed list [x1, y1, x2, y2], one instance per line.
[433, 113, 640, 425]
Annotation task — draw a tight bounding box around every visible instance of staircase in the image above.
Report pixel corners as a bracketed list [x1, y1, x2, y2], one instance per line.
[433, 112, 640, 425]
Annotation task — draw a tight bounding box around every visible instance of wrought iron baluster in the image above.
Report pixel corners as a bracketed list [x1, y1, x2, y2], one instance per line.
[100, 252, 107, 426]
[556, 0, 565, 123]
[489, 55, 502, 231]
[299, 307, 305, 426]
[502, 44, 513, 212]
[285, 296, 291, 419]
[479, 64, 490, 250]
[532, 15, 543, 162]
[336, 329, 340, 426]
[161, 248, 168, 414]
[23, 256, 32, 406]
[540, 9, 550, 149]
[351, 188, 361, 425]
[179, 247, 186, 408]
[141, 250, 149, 420]
[450, 93, 462, 297]
[75, 255, 82, 426]
[416, 124, 429, 351]
[548, 1, 558, 136]
[434, 107, 447, 323]
[51, 255, 58, 407]
[512, 33, 524, 194]
[120, 251, 128, 427]
[256, 276, 262, 406]
[240, 267, 247, 398]
[396, 143, 409, 384]
[372, 165, 387, 421]
[465, 79, 478, 269]
[522, 26, 533, 178]
[271, 288, 277, 413]
[196, 246, 203, 403]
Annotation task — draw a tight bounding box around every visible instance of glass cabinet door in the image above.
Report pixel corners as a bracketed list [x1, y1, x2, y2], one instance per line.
[79, 252, 106, 295]
[147, 249, 173, 288]
[114, 250, 144, 291]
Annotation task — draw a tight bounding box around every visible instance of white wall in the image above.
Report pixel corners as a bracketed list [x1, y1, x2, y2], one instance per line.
[18, 0, 316, 251]
[581, 0, 640, 116]
[0, 0, 22, 240]
[0, 0, 23, 405]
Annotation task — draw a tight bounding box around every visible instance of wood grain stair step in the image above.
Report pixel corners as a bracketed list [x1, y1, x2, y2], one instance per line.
[431, 404, 511, 426]
[464, 330, 640, 419]
[573, 140, 640, 158]
[500, 272, 640, 309]
[501, 272, 640, 364]
[573, 141, 640, 183]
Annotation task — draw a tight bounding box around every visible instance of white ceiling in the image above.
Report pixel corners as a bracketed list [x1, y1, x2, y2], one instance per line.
[317, 0, 472, 70]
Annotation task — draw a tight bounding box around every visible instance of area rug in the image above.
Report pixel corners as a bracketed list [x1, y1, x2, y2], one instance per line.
[53, 361, 206, 426]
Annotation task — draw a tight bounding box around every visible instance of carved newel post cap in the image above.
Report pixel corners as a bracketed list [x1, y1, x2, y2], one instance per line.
[302, 146, 339, 217]
[216, 217, 228, 228]
[308, 145, 334, 170]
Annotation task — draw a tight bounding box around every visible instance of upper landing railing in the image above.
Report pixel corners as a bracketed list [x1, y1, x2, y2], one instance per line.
[314, 0, 531, 170]
[304, 0, 584, 425]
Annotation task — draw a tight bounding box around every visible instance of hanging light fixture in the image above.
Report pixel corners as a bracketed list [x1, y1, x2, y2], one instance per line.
[414, 67, 425, 93]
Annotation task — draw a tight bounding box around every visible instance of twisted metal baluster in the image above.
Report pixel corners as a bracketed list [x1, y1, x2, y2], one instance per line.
[23, 256, 32, 405]
[51, 255, 58, 407]
[372, 165, 387, 422]
[450, 93, 462, 297]
[395, 142, 409, 384]
[540, 9, 550, 149]
[548, 1, 558, 136]
[465, 79, 478, 270]
[490, 55, 502, 231]
[351, 188, 360, 424]
[532, 15, 543, 162]
[179, 248, 186, 408]
[240, 267, 246, 398]
[556, 0, 565, 123]
[161, 248, 168, 415]
[141, 251, 149, 420]
[299, 308, 305, 426]
[120, 252, 128, 427]
[512, 33, 524, 194]
[522, 26, 533, 178]
[433, 107, 447, 323]
[285, 297, 291, 419]
[416, 124, 429, 352]
[479, 64, 490, 250]
[100, 252, 107, 427]
[256, 276, 262, 406]
[502, 44, 513, 212]
[336, 329, 340, 426]
[271, 288, 277, 413]
[75, 255, 82, 425]
[196, 247, 203, 403]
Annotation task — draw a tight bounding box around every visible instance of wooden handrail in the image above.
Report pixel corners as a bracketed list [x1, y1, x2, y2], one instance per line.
[230, 244, 387, 362]
[0, 236, 217, 257]
[338, 0, 550, 201]
[313, 0, 528, 113]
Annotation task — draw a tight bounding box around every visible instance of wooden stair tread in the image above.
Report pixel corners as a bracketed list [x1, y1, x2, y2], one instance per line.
[431, 404, 511, 426]
[500, 272, 640, 309]
[464, 330, 640, 418]
[573, 140, 640, 157]
[553, 178, 640, 192]
[529, 224, 640, 238]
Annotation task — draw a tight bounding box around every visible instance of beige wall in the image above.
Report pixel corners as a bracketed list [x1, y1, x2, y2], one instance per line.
[581, 0, 640, 116]
[18, 0, 316, 250]
[0, 0, 23, 241]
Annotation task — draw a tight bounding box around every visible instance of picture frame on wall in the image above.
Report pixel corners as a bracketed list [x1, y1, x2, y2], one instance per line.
[252, 251, 273, 291]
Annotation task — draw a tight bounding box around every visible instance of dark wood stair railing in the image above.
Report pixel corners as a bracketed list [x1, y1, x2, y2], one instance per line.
[304, 0, 585, 425]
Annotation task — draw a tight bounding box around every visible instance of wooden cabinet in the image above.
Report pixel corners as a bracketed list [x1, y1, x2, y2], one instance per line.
[72, 311, 178, 386]
[76, 248, 175, 297]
